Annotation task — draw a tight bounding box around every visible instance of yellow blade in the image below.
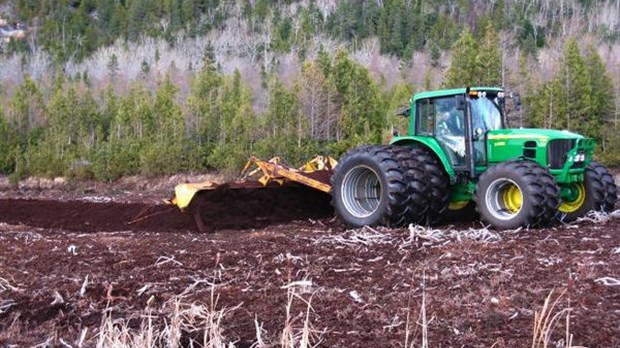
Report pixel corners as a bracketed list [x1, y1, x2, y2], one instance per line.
[170, 182, 218, 210]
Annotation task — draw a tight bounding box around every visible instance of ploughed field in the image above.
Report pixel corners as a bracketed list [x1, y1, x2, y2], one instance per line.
[0, 184, 619, 347]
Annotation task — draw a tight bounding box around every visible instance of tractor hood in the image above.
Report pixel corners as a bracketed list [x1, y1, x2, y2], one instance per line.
[485, 128, 594, 174]
[486, 128, 584, 144]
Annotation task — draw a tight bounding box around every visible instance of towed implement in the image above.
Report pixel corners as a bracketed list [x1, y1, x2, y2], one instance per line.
[169, 156, 337, 232]
[170, 87, 618, 232]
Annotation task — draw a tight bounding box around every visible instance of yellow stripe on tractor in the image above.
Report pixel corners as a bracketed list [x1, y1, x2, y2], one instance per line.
[168, 155, 337, 211]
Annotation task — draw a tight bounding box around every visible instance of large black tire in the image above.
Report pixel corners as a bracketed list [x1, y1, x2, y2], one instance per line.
[475, 161, 560, 230]
[390, 146, 432, 224]
[331, 145, 410, 227]
[393, 146, 449, 224]
[421, 149, 450, 223]
[559, 161, 618, 222]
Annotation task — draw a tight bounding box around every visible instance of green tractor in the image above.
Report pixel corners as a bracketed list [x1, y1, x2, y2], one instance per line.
[331, 87, 618, 230]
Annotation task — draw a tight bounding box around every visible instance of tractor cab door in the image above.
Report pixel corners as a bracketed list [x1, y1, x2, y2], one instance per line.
[469, 93, 504, 166]
[417, 96, 468, 171]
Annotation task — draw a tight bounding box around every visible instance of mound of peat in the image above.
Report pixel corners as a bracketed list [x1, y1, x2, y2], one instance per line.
[0, 185, 333, 232]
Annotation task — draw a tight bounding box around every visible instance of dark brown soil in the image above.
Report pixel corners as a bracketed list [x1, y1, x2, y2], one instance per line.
[0, 190, 619, 347]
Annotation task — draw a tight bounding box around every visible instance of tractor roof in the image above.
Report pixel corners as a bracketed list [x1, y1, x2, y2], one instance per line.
[413, 87, 504, 101]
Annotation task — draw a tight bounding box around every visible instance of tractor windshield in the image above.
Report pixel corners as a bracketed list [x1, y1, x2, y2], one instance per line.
[471, 96, 502, 133]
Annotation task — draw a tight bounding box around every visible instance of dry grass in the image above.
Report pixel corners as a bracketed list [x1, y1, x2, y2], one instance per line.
[573, 209, 620, 224]
[404, 271, 431, 348]
[0, 276, 18, 316]
[96, 286, 239, 348]
[531, 289, 586, 348]
[278, 288, 322, 348]
[311, 224, 502, 250]
[95, 284, 321, 348]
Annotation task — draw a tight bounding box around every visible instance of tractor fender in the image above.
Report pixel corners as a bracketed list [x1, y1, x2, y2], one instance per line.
[390, 136, 456, 181]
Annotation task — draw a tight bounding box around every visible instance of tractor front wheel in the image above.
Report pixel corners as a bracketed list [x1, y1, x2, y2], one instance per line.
[475, 161, 560, 230]
[331, 145, 411, 227]
[559, 161, 618, 221]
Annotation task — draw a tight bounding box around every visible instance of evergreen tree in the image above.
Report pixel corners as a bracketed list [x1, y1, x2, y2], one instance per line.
[331, 50, 384, 150]
[528, 39, 595, 138]
[586, 47, 615, 126]
[444, 28, 478, 88]
[208, 70, 256, 172]
[528, 78, 562, 130]
[8, 76, 45, 138]
[558, 39, 592, 135]
[316, 46, 332, 78]
[128, 0, 149, 41]
[476, 23, 502, 86]
[257, 77, 304, 162]
[104, 85, 153, 178]
[514, 52, 534, 127]
[385, 82, 414, 138]
[187, 57, 223, 146]
[0, 108, 18, 174]
[25, 81, 104, 178]
[108, 53, 120, 81]
[139, 75, 186, 175]
[586, 46, 616, 153]
[430, 13, 459, 50]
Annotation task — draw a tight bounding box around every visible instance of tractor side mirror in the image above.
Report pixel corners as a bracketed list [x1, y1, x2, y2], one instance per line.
[455, 95, 466, 111]
[396, 106, 411, 117]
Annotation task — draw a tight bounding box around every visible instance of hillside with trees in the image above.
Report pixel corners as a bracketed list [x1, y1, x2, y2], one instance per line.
[0, 0, 619, 180]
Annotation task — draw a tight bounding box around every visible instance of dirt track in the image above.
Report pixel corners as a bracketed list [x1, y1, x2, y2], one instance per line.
[0, 188, 619, 347]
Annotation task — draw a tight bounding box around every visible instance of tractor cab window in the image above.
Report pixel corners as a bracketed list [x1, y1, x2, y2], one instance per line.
[471, 96, 502, 133]
[416, 99, 434, 135]
[434, 97, 466, 167]
[470, 95, 502, 165]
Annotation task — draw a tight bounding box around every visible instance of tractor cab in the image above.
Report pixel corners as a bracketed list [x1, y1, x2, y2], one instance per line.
[405, 87, 507, 178]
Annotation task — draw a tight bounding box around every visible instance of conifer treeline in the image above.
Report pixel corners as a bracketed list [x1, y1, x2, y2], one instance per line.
[1, 28, 618, 181]
[6, 0, 620, 61]
[0, 50, 406, 180]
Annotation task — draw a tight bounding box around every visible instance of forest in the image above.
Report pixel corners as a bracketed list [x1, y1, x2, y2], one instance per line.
[0, 0, 619, 180]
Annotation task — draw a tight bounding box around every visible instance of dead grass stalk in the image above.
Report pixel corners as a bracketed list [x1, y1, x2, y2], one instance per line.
[531, 289, 586, 348]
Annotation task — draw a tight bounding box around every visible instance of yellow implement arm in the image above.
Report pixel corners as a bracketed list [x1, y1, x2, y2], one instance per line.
[240, 156, 337, 193]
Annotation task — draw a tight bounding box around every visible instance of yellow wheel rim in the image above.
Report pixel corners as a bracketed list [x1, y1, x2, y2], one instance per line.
[448, 201, 469, 211]
[502, 184, 523, 213]
[559, 183, 586, 213]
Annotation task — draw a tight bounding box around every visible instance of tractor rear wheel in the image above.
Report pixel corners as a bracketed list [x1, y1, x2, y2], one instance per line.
[390, 146, 436, 224]
[559, 161, 618, 221]
[331, 145, 410, 227]
[475, 161, 560, 230]
[393, 146, 449, 224]
[420, 149, 450, 223]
